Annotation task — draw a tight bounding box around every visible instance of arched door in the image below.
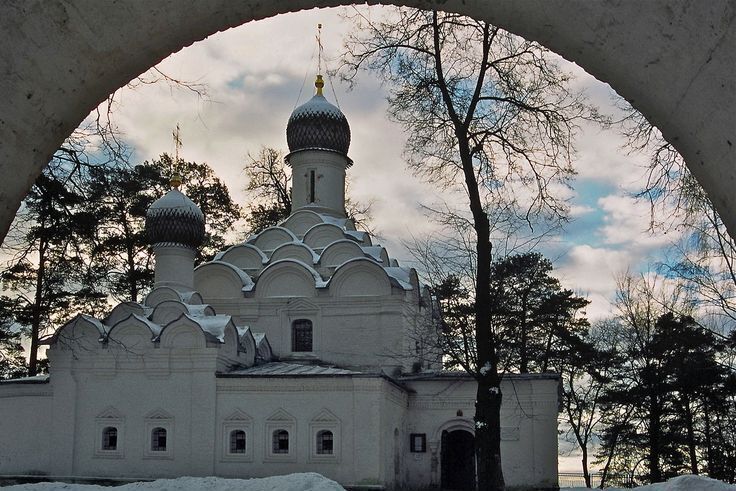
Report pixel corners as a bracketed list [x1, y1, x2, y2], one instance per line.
[441, 429, 475, 490]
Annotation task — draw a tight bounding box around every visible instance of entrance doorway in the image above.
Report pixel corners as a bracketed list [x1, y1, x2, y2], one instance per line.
[441, 429, 475, 490]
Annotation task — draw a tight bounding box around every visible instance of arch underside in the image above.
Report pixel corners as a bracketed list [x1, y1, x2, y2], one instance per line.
[0, 0, 733, 241]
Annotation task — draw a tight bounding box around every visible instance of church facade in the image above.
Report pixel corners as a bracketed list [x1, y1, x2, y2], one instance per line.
[0, 77, 560, 490]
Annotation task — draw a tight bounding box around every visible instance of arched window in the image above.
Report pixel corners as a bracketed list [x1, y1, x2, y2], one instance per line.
[272, 429, 289, 454]
[229, 430, 246, 454]
[316, 430, 333, 455]
[102, 426, 117, 451]
[151, 427, 167, 451]
[292, 319, 312, 352]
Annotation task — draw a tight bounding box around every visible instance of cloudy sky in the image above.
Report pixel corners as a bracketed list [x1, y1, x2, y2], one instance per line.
[103, 6, 674, 322]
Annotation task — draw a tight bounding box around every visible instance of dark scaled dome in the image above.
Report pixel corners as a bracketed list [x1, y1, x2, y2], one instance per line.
[145, 187, 205, 249]
[286, 76, 350, 156]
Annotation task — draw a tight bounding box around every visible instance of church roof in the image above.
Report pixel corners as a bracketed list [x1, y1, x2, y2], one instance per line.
[286, 77, 351, 158]
[146, 188, 205, 249]
[223, 362, 363, 377]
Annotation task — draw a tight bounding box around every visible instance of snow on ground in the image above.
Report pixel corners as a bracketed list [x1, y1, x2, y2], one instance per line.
[0, 473, 346, 491]
[562, 475, 736, 491]
[2, 473, 734, 491]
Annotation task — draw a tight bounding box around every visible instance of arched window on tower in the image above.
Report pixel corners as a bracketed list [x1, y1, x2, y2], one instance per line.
[292, 319, 313, 352]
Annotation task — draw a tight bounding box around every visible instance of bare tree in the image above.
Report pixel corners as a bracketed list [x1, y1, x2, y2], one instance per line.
[339, 7, 600, 489]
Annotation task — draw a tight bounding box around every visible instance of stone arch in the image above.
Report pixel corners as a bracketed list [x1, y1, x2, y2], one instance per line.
[150, 300, 215, 326]
[269, 242, 317, 265]
[194, 261, 253, 299]
[1, 2, 733, 245]
[250, 227, 297, 253]
[256, 260, 320, 298]
[104, 301, 149, 326]
[319, 239, 367, 268]
[303, 223, 347, 250]
[144, 286, 199, 308]
[280, 209, 325, 237]
[216, 244, 267, 274]
[107, 314, 159, 349]
[329, 258, 392, 297]
[432, 417, 476, 442]
[53, 315, 105, 351]
[159, 315, 207, 349]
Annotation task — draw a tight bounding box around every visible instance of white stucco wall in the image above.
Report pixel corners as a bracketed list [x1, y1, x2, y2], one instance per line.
[0, 383, 53, 475]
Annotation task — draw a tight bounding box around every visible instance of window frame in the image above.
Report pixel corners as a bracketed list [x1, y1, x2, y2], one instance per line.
[264, 417, 296, 462]
[410, 433, 427, 453]
[221, 414, 254, 462]
[94, 413, 124, 459]
[308, 415, 340, 463]
[143, 416, 174, 460]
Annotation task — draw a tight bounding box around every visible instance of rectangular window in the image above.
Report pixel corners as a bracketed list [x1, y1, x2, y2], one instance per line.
[292, 319, 313, 352]
[410, 433, 426, 453]
[102, 427, 117, 451]
[309, 170, 316, 203]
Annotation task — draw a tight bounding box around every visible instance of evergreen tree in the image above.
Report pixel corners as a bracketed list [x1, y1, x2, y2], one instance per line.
[0, 296, 27, 379]
[0, 160, 106, 375]
[490, 252, 591, 373]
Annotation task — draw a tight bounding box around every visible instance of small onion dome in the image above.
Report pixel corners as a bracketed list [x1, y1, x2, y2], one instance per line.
[146, 176, 205, 249]
[286, 75, 351, 157]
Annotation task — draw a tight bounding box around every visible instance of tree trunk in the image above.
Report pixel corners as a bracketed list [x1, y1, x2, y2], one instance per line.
[29, 238, 47, 377]
[476, 373, 504, 490]
[648, 393, 663, 483]
[681, 395, 699, 474]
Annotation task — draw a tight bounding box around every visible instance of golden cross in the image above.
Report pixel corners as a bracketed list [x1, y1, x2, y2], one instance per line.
[173, 123, 182, 163]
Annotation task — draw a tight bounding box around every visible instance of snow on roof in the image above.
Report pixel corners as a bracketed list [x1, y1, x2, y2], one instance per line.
[383, 266, 413, 290]
[187, 314, 233, 342]
[225, 362, 362, 377]
[398, 371, 561, 382]
[314, 213, 349, 228]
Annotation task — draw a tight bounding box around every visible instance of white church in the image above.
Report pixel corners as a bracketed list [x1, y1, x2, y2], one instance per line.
[0, 76, 560, 490]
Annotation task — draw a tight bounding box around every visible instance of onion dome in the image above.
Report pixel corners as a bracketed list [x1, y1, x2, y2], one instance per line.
[145, 174, 205, 249]
[286, 75, 351, 156]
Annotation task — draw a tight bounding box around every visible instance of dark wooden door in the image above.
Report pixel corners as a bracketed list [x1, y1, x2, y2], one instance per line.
[441, 429, 476, 490]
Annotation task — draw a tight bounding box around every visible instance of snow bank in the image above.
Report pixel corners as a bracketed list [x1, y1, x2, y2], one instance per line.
[1, 473, 346, 491]
[562, 474, 736, 491]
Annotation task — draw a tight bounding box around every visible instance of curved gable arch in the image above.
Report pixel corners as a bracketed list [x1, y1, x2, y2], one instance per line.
[194, 261, 253, 299]
[303, 223, 346, 250]
[107, 314, 158, 349]
[319, 240, 368, 268]
[105, 301, 148, 326]
[54, 315, 105, 351]
[217, 244, 267, 272]
[250, 227, 297, 253]
[270, 242, 317, 265]
[329, 258, 392, 297]
[280, 210, 324, 238]
[256, 259, 319, 298]
[159, 314, 207, 349]
[144, 286, 184, 308]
